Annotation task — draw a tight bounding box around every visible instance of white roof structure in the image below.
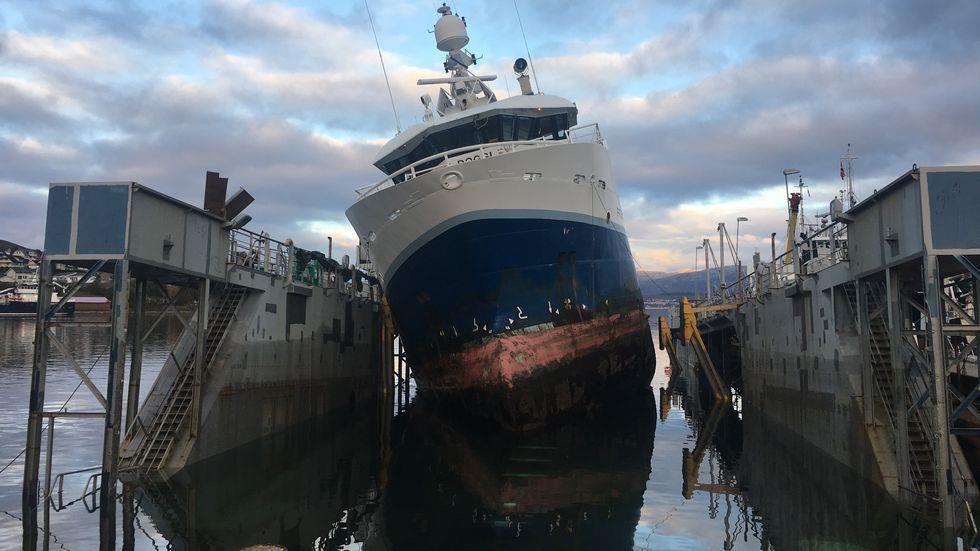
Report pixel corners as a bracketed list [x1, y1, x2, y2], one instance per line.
[373, 93, 577, 168]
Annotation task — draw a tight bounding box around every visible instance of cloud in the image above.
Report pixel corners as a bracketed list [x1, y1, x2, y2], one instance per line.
[0, 182, 48, 247]
[0, 78, 77, 132]
[591, 53, 980, 204]
[1, 30, 125, 71]
[0, 0, 978, 272]
[532, 21, 709, 97]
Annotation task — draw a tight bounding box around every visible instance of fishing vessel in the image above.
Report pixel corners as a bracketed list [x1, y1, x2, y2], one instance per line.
[0, 281, 76, 316]
[346, 5, 654, 430]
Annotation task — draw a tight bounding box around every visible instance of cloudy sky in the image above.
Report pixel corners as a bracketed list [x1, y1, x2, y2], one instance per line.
[2, 0, 978, 272]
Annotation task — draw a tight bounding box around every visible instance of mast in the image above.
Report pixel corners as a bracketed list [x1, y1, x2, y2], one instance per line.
[840, 144, 859, 209]
[784, 193, 801, 266]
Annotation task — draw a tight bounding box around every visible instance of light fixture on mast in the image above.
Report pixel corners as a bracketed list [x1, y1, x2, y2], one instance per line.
[513, 57, 533, 95]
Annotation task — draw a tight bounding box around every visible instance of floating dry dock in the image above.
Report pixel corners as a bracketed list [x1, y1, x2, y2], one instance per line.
[672, 165, 980, 547]
[21, 177, 389, 550]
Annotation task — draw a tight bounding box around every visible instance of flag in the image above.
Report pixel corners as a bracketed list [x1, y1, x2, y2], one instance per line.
[840, 161, 846, 180]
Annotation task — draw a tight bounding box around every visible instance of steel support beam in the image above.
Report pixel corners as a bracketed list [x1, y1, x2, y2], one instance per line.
[940, 292, 975, 325]
[886, 268, 913, 499]
[150, 280, 194, 337]
[42, 417, 53, 551]
[191, 278, 209, 438]
[719, 225, 726, 303]
[22, 258, 53, 550]
[923, 254, 955, 536]
[46, 328, 108, 409]
[950, 381, 980, 424]
[44, 260, 106, 319]
[126, 279, 146, 432]
[704, 238, 711, 300]
[99, 259, 130, 550]
[122, 484, 135, 551]
[857, 280, 874, 426]
[954, 254, 980, 281]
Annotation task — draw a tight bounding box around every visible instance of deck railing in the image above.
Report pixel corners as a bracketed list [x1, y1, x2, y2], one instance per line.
[353, 122, 605, 200]
[226, 227, 381, 301]
[695, 220, 850, 311]
[227, 228, 291, 277]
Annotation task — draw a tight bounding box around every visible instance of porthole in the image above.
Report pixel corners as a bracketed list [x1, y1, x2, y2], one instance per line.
[441, 171, 463, 190]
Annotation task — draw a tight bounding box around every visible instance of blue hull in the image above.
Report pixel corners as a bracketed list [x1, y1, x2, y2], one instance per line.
[386, 217, 644, 366]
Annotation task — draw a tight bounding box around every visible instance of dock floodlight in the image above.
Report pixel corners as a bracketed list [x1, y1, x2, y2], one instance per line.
[737, 216, 748, 222]
[513, 57, 528, 75]
[783, 168, 800, 176]
[223, 214, 252, 231]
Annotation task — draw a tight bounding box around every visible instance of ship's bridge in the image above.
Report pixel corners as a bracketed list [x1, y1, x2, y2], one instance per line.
[373, 94, 578, 177]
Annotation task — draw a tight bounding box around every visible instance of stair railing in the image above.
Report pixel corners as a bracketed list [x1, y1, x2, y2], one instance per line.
[131, 285, 245, 470]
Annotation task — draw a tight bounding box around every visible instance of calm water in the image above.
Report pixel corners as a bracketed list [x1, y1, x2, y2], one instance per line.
[0, 312, 915, 549]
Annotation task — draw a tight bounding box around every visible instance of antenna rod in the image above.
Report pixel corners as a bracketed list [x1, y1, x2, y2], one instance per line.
[513, 0, 540, 94]
[365, 0, 401, 133]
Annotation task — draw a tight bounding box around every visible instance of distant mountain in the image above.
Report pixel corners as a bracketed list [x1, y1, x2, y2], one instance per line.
[0, 239, 39, 255]
[636, 270, 670, 279]
[637, 266, 740, 298]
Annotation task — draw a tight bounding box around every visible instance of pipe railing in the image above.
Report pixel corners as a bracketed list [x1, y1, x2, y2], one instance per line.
[227, 227, 382, 304]
[696, 220, 851, 311]
[354, 123, 605, 200]
[228, 228, 291, 277]
[566, 122, 603, 145]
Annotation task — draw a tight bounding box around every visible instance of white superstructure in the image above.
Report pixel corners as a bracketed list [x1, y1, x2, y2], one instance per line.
[347, 4, 626, 284]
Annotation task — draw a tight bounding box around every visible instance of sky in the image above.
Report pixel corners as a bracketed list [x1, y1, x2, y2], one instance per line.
[1, 0, 979, 272]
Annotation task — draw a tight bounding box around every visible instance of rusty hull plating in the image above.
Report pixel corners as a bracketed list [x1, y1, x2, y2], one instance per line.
[419, 310, 656, 431]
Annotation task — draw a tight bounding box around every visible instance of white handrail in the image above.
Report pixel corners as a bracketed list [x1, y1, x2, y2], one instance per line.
[354, 123, 604, 200]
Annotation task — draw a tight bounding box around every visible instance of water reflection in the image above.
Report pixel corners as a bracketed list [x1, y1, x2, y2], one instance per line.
[0, 315, 947, 549]
[131, 399, 385, 550]
[378, 392, 656, 550]
[0, 316, 180, 551]
[739, 402, 945, 550]
[662, 343, 942, 550]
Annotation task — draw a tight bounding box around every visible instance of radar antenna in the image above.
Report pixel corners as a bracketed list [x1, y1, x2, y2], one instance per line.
[418, 4, 497, 115]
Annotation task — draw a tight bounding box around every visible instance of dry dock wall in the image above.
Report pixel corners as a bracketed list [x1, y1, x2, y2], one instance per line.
[123, 268, 383, 477]
[731, 261, 894, 492]
[184, 279, 380, 471]
[676, 167, 980, 541]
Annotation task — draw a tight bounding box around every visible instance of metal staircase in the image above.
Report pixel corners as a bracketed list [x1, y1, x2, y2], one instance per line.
[126, 285, 246, 472]
[865, 282, 940, 517]
[842, 282, 858, 322]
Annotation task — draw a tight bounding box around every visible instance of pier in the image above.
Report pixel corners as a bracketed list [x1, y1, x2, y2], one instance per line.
[668, 165, 980, 547]
[21, 176, 387, 550]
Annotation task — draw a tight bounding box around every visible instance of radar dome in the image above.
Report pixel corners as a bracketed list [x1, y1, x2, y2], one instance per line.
[434, 8, 469, 52]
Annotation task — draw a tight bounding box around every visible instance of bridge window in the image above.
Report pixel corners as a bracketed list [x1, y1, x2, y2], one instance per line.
[381, 112, 572, 177]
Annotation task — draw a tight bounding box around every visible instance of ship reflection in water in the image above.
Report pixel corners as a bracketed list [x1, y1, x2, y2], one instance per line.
[378, 393, 656, 550]
[130, 405, 385, 550]
[124, 347, 935, 550]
